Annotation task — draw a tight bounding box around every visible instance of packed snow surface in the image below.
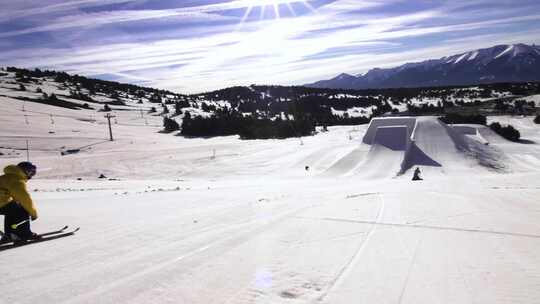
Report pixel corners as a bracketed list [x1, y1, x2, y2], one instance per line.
[1, 91, 540, 303]
[523, 94, 540, 107]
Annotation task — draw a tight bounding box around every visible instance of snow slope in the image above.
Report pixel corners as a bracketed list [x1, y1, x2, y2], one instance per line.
[1, 88, 540, 303]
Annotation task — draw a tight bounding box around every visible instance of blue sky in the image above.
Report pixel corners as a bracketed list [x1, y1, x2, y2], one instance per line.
[1, 0, 540, 93]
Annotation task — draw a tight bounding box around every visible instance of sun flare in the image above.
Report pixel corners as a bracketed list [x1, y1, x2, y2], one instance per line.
[238, 0, 316, 25]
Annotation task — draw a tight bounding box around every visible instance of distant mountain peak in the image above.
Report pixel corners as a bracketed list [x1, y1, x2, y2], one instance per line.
[307, 43, 540, 89]
[336, 72, 355, 80]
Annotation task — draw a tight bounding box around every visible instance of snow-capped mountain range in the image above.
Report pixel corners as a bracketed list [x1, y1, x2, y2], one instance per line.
[308, 43, 540, 90]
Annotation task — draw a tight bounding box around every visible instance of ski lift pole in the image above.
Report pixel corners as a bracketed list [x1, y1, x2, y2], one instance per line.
[104, 113, 116, 141]
[26, 140, 30, 161]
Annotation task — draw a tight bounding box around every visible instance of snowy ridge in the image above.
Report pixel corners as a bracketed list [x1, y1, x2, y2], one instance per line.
[494, 45, 514, 59]
[468, 51, 479, 61]
[309, 43, 540, 89]
[453, 52, 469, 64]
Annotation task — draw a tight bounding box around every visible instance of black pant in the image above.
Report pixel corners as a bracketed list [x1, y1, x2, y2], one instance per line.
[0, 201, 31, 237]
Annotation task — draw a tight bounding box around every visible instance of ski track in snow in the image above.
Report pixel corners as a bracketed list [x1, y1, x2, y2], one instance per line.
[316, 193, 386, 302]
[62, 204, 311, 304]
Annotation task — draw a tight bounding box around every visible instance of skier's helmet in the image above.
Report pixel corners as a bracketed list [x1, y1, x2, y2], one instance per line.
[17, 161, 37, 179]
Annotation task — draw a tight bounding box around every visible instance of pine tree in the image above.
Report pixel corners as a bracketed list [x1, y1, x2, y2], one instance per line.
[163, 117, 179, 132]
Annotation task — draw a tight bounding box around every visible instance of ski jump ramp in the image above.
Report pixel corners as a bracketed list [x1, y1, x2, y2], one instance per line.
[352, 117, 417, 178]
[360, 125, 413, 178]
[362, 117, 417, 145]
[371, 125, 411, 151]
[323, 118, 416, 178]
[356, 116, 492, 178]
[335, 116, 507, 179]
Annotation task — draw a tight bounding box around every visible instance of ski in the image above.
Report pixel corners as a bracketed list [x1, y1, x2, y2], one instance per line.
[39, 225, 70, 237]
[0, 225, 69, 245]
[0, 227, 79, 251]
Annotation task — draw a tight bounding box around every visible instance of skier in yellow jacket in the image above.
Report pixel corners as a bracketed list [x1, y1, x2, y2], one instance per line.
[0, 162, 39, 242]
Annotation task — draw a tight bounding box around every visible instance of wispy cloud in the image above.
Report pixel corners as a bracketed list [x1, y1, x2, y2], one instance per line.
[2, 0, 540, 93]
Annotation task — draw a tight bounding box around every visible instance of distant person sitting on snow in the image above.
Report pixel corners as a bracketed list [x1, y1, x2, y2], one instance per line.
[412, 167, 422, 181]
[0, 162, 40, 243]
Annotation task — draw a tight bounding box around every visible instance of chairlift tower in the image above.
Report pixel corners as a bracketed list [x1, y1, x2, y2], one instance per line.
[104, 113, 116, 141]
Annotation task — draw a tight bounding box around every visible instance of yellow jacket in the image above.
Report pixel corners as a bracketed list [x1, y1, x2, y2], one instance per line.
[0, 165, 38, 219]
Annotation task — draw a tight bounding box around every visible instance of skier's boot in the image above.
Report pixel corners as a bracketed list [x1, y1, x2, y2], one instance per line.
[25, 232, 41, 241]
[10, 231, 41, 245]
[0, 233, 12, 244]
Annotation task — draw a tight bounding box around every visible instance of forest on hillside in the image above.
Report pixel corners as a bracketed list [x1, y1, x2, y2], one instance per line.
[4, 67, 539, 139]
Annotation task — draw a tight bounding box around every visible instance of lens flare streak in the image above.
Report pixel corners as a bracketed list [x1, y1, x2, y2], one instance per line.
[238, 0, 316, 25]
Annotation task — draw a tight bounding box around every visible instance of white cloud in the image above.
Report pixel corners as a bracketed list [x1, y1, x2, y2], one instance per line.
[2, 0, 540, 93]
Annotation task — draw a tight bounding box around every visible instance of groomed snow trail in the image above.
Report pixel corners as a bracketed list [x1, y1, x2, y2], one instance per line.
[1, 92, 540, 304]
[1, 177, 539, 304]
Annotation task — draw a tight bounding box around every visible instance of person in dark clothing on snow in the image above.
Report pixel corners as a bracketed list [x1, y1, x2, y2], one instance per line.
[412, 167, 422, 181]
[0, 162, 39, 243]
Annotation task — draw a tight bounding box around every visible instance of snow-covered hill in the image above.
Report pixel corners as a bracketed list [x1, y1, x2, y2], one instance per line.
[3, 66, 539, 137]
[1, 67, 540, 303]
[309, 43, 540, 89]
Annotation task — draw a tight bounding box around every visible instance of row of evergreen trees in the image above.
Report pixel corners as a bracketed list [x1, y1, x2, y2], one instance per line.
[179, 111, 315, 139]
[438, 114, 522, 142]
[494, 99, 537, 115]
[439, 113, 487, 125]
[6, 67, 190, 105]
[489, 122, 521, 142]
[406, 102, 445, 115]
[195, 83, 540, 109]
[159, 93, 377, 138]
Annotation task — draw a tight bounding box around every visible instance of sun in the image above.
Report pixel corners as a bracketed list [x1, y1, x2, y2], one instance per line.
[238, 0, 316, 25]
